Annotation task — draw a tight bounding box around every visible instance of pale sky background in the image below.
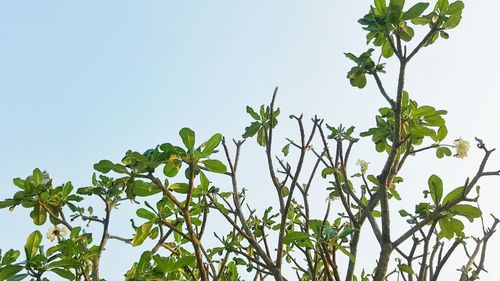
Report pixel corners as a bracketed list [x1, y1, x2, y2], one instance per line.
[1, 1, 499, 280]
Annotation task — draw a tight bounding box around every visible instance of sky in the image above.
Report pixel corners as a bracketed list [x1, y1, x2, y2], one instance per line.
[1, 0, 499, 280]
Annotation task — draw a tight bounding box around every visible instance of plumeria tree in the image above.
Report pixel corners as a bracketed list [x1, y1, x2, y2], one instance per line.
[1, 0, 499, 281]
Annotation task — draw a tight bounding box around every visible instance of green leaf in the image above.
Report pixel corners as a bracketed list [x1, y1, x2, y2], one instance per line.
[403, 3, 430, 20]
[436, 147, 452, 159]
[172, 256, 196, 271]
[3, 273, 28, 281]
[149, 227, 159, 239]
[246, 106, 261, 120]
[179, 128, 196, 151]
[0, 265, 23, 281]
[336, 243, 356, 263]
[132, 180, 161, 197]
[447, 1, 464, 15]
[282, 231, 310, 244]
[163, 159, 182, 177]
[399, 209, 411, 217]
[374, 0, 387, 14]
[136, 208, 157, 221]
[33, 168, 43, 185]
[450, 217, 465, 236]
[132, 222, 153, 246]
[442, 186, 464, 205]
[202, 159, 227, 174]
[443, 15, 461, 29]
[256, 127, 267, 147]
[451, 204, 482, 222]
[398, 263, 414, 274]
[199, 171, 210, 189]
[46, 259, 81, 269]
[437, 0, 449, 11]
[437, 126, 448, 141]
[93, 160, 114, 173]
[282, 143, 290, 156]
[51, 268, 76, 280]
[242, 122, 261, 138]
[169, 183, 190, 194]
[381, 40, 394, 58]
[24, 230, 42, 260]
[439, 217, 454, 239]
[137, 251, 152, 273]
[1, 250, 20, 265]
[12, 178, 25, 190]
[30, 203, 47, 226]
[321, 167, 335, 179]
[428, 174, 443, 205]
[202, 133, 222, 155]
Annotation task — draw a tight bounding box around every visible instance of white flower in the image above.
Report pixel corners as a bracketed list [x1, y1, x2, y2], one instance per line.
[356, 159, 369, 174]
[46, 225, 68, 242]
[453, 138, 470, 159]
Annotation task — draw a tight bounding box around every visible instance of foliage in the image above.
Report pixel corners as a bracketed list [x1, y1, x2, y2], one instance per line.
[1, 1, 499, 281]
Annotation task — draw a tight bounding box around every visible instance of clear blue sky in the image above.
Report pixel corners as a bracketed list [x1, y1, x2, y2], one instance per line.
[1, 1, 499, 280]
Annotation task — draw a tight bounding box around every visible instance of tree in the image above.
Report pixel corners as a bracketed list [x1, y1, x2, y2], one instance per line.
[0, 0, 498, 280]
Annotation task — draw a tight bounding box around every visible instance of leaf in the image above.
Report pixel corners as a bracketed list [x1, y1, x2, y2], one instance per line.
[436, 147, 452, 159]
[0, 265, 23, 281]
[443, 15, 461, 29]
[403, 3, 429, 20]
[437, 126, 448, 141]
[336, 244, 356, 263]
[163, 159, 182, 177]
[136, 208, 157, 221]
[1, 249, 20, 266]
[202, 133, 222, 155]
[437, 0, 449, 11]
[447, 1, 464, 15]
[46, 259, 81, 269]
[246, 106, 261, 120]
[399, 209, 411, 217]
[3, 273, 28, 281]
[169, 183, 190, 194]
[374, 0, 387, 14]
[442, 186, 464, 205]
[172, 256, 196, 271]
[12, 178, 25, 190]
[256, 127, 267, 147]
[450, 217, 465, 236]
[242, 122, 261, 138]
[451, 204, 482, 222]
[202, 159, 227, 174]
[381, 40, 394, 58]
[199, 171, 210, 189]
[282, 232, 310, 244]
[93, 160, 114, 173]
[282, 143, 290, 156]
[30, 203, 47, 226]
[398, 263, 414, 274]
[132, 222, 153, 246]
[428, 174, 443, 205]
[51, 268, 76, 280]
[137, 251, 152, 273]
[439, 217, 454, 239]
[33, 168, 43, 185]
[132, 180, 161, 197]
[179, 128, 196, 151]
[24, 230, 42, 260]
[321, 167, 335, 179]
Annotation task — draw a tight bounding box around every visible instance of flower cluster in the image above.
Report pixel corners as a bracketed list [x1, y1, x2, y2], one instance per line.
[454, 138, 470, 159]
[356, 159, 369, 174]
